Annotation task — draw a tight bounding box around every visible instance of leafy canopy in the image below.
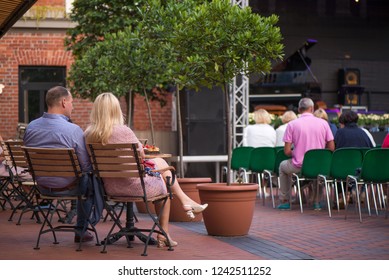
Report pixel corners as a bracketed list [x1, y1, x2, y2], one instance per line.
[174, 0, 284, 90]
[65, 0, 147, 59]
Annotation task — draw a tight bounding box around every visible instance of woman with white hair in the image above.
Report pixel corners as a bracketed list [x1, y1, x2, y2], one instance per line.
[275, 111, 297, 147]
[243, 109, 276, 147]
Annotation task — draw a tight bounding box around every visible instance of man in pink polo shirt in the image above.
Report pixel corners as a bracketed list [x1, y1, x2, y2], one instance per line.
[277, 98, 335, 210]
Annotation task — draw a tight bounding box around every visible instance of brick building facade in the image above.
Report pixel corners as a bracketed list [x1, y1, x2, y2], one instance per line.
[0, 0, 174, 145]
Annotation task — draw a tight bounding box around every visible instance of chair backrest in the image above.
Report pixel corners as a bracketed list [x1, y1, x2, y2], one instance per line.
[249, 147, 276, 173]
[4, 140, 29, 177]
[358, 147, 371, 159]
[274, 149, 291, 176]
[360, 148, 389, 183]
[88, 142, 149, 200]
[330, 148, 364, 180]
[22, 147, 82, 181]
[275, 146, 284, 153]
[0, 140, 13, 172]
[300, 149, 333, 178]
[88, 143, 141, 179]
[231, 146, 254, 171]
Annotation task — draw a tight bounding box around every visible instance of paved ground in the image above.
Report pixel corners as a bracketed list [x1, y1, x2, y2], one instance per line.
[0, 197, 388, 260]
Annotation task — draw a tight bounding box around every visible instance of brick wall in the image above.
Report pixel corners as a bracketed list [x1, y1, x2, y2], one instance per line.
[0, 0, 174, 139]
[133, 94, 173, 131]
[0, 31, 173, 140]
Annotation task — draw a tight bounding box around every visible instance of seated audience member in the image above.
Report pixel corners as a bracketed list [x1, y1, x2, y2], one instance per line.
[84, 92, 208, 248]
[277, 98, 334, 210]
[275, 111, 297, 147]
[338, 114, 376, 147]
[334, 110, 375, 206]
[314, 108, 337, 137]
[335, 111, 374, 149]
[24, 86, 95, 242]
[243, 109, 276, 147]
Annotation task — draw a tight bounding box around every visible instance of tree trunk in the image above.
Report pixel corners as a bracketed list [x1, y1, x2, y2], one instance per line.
[125, 89, 134, 128]
[143, 88, 155, 145]
[224, 83, 232, 186]
[176, 84, 184, 177]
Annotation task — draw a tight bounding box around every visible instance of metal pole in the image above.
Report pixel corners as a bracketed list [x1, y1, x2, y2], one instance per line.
[230, 0, 249, 148]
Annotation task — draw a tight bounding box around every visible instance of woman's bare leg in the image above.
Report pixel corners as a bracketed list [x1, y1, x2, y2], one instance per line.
[155, 198, 170, 234]
[153, 158, 208, 219]
[153, 158, 206, 209]
[154, 196, 177, 246]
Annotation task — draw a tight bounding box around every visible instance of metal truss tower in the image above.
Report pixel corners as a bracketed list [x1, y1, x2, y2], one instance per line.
[230, 0, 250, 148]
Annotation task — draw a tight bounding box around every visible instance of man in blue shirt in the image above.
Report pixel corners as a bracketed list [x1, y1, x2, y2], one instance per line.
[24, 86, 94, 243]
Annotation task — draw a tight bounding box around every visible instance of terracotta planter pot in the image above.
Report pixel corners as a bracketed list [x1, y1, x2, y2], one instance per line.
[170, 177, 212, 222]
[197, 183, 258, 236]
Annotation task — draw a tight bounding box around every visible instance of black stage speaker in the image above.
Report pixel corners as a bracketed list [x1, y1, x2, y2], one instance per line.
[337, 68, 362, 105]
[182, 86, 227, 155]
[338, 68, 360, 87]
[338, 85, 364, 106]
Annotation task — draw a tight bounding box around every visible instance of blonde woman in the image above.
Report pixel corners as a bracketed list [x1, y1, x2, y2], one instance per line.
[275, 111, 297, 147]
[314, 108, 337, 137]
[84, 92, 207, 248]
[243, 109, 276, 147]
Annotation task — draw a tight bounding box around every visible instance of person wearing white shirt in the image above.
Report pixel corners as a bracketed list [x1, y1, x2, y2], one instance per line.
[275, 111, 297, 147]
[243, 109, 276, 147]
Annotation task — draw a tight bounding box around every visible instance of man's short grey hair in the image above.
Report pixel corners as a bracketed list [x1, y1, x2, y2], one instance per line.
[298, 98, 314, 111]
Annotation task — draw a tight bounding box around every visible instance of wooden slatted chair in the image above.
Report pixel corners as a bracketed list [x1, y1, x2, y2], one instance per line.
[4, 140, 41, 224]
[22, 146, 99, 251]
[7, 140, 76, 225]
[87, 142, 175, 256]
[0, 140, 18, 210]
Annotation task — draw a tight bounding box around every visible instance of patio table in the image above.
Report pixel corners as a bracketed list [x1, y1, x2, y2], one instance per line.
[170, 155, 228, 182]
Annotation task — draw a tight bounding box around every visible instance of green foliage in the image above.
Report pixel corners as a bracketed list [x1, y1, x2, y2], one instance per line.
[173, 0, 284, 90]
[65, 0, 146, 59]
[67, 0, 283, 140]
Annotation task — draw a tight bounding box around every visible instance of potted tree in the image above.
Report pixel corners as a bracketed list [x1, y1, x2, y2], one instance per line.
[66, 0, 283, 231]
[173, 0, 283, 235]
[139, 1, 214, 220]
[67, 0, 212, 218]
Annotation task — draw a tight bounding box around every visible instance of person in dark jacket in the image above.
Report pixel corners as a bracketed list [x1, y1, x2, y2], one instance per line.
[334, 110, 373, 208]
[335, 111, 374, 149]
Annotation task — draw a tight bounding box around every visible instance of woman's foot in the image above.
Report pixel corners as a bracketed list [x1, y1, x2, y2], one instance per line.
[183, 203, 208, 219]
[157, 234, 178, 248]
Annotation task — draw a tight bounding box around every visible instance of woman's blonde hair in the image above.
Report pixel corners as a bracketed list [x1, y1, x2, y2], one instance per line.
[313, 108, 328, 121]
[85, 92, 124, 144]
[281, 110, 297, 124]
[253, 109, 272, 124]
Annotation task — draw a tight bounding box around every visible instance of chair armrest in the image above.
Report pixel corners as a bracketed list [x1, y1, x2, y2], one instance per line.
[153, 166, 176, 199]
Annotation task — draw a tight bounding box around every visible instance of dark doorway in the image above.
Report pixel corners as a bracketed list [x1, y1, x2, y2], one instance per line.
[18, 66, 66, 123]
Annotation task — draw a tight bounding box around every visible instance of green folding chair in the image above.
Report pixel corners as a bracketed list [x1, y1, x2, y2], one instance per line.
[345, 148, 389, 222]
[292, 149, 333, 213]
[249, 147, 276, 207]
[222, 146, 254, 183]
[317, 148, 364, 217]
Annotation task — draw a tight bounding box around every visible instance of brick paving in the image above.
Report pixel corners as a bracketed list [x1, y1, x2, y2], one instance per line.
[0, 198, 388, 260]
